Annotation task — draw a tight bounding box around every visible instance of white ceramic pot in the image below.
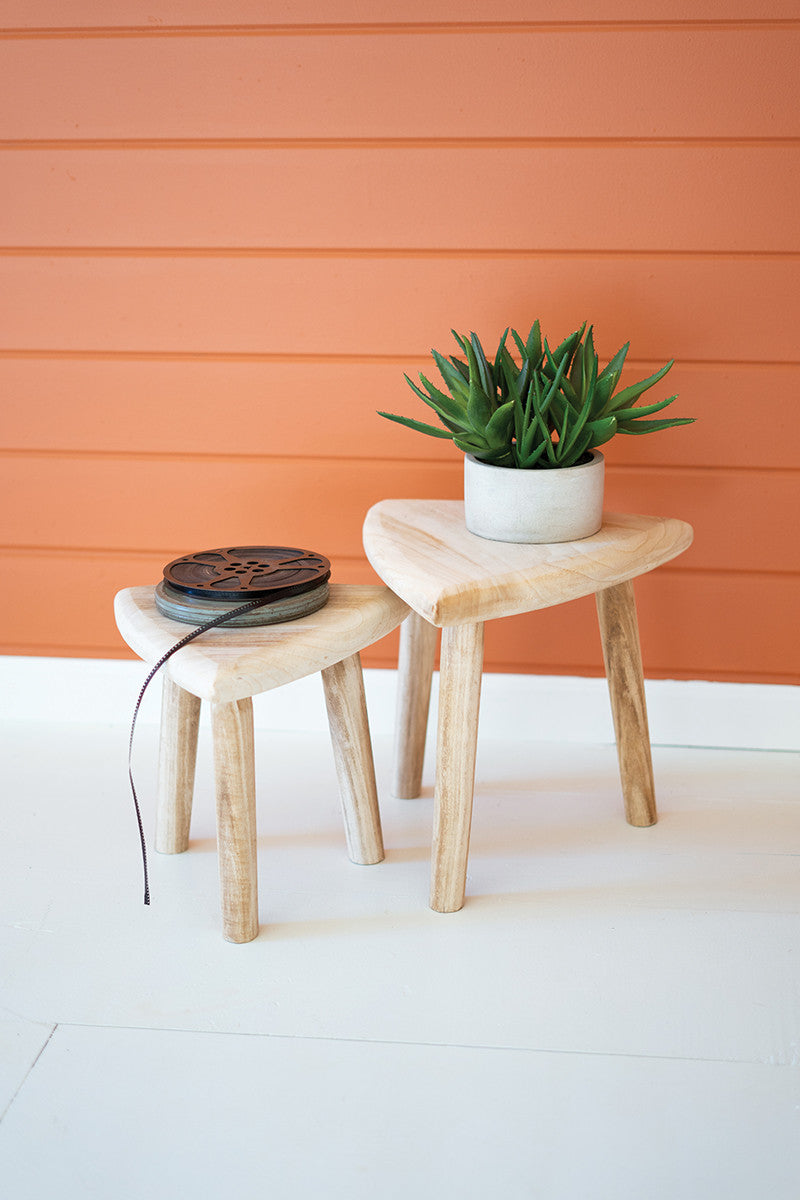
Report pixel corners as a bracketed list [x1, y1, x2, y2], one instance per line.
[464, 450, 605, 543]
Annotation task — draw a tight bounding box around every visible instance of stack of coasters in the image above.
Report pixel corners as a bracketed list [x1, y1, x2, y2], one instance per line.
[154, 545, 331, 627]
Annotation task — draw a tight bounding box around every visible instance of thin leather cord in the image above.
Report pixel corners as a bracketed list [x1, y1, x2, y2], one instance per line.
[128, 595, 272, 905]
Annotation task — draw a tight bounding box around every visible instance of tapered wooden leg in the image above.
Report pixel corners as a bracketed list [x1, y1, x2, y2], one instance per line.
[321, 653, 384, 865]
[596, 580, 657, 827]
[156, 676, 201, 854]
[393, 611, 438, 799]
[211, 698, 259, 943]
[430, 622, 485, 912]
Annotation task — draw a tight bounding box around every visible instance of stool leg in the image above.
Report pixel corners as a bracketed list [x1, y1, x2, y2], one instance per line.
[430, 622, 484, 913]
[321, 653, 384, 865]
[393, 611, 438, 799]
[211, 698, 259, 943]
[595, 580, 657, 827]
[156, 676, 201, 854]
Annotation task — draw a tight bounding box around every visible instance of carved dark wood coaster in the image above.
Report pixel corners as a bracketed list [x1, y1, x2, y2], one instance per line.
[162, 545, 331, 602]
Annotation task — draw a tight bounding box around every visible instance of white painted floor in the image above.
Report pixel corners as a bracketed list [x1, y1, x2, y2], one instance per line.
[0, 703, 798, 1198]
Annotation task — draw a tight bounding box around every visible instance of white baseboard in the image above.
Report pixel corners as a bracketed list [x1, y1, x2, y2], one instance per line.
[0, 655, 797, 752]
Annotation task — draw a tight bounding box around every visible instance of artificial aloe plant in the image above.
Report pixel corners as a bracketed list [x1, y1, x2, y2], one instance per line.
[378, 323, 694, 469]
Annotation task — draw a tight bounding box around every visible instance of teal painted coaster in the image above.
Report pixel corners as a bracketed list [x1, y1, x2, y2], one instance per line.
[154, 579, 330, 627]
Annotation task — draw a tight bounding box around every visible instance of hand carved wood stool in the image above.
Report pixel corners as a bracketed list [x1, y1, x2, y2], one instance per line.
[362, 502, 693, 914]
[114, 584, 408, 942]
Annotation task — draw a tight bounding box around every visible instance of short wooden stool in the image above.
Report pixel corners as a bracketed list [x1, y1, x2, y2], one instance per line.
[362, 503, 694, 914]
[114, 584, 408, 942]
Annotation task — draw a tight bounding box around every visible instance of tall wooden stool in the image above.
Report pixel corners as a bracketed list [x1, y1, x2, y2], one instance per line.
[114, 584, 408, 942]
[362, 503, 693, 914]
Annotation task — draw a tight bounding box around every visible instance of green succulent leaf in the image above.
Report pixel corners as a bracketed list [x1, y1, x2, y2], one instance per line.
[515, 438, 549, 469]
[510, 329, 527, 361]
[557, 428, 594, 468]
[525, 320, 543, 365]
[430, 351, 470, 402]
[570, 338, 585, 398]
[597, 341, 629, 381]
[403, 373, 438, 406]
[540, 347, 570, 415]
[617, 416, 696, 434]
[606, 360, 674, 412]
[466, 383, 493, 431]
[559, 389, 593, 458]
[483, 399, 515, 447]
[400, 385, 467, 432]
[611, 393, 682, 422]
[452, 434, 489, 453]
[517, 356, 531, 396]
[584, 414, 618, 446]
[595, 342, 629, 413]
[510, 321, 543, 369]
[520, 385, 545, 459]
[594, 374, 620, 412]
[558, 372, 580, 410]
[457, 436, 512, 465]
[448, 355, 470, 383]
[519, 420, 541, 462]
[493, 327, 511, 382]
[554, 405, 571, 459]
[416, 372, 468, 422]
[377, 411, 455, 439]
[583, 337, 598, 408]
[544, 323, 586, 377]
[469, 332, 494, 399]
[585, 325, 596, 369]
[450, 330, 470, 357]
[462, 338, 496, 430]
[500, 351, 523, 405]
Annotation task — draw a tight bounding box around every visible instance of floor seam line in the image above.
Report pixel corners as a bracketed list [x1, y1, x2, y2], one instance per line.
[44, 1021, 792, 1069]
[0, 1022, 58, 1124]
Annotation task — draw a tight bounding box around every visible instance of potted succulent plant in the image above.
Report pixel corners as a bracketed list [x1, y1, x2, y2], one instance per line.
[378, 322, 694, 543]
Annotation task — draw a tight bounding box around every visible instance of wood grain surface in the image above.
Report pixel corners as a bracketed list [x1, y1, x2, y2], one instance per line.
[430, 622, 485, 913]
[321, 652, 384, 866]
[211, 696, 259, 943]
[156, 675, 200, 854]
[114, 583, 408, 702]
[363, 504, 693, 627]
[596, 581, 657, 827]
[392, 611, 439, 799]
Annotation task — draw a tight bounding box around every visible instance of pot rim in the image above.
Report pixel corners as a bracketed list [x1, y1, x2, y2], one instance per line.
[465, 448, 604, 473]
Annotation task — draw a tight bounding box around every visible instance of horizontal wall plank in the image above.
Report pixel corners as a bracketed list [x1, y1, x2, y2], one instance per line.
[1, 548, 796, 684]
[3, 3, 797, 29]
[3, 255, 798, 361]
[602, 469, 798, 576]
[2, 454, 797, 576]
[481, 569, 800, 683]
[4, 146, 798, 252]
[2, 357, 795, 471]
[2, 29, 798, 139]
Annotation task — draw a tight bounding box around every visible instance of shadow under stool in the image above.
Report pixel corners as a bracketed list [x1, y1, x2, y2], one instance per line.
[114, 584, 408, 942]
[362, 502, 694, 914]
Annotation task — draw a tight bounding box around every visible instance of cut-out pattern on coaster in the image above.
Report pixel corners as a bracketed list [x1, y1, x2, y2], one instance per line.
[163, 545, 331, 602]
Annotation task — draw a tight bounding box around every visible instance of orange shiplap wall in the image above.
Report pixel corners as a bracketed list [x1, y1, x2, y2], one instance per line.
[1, 2, 798, 683]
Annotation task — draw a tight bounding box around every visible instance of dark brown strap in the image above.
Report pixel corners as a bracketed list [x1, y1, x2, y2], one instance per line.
[128, 596, 272, 905]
